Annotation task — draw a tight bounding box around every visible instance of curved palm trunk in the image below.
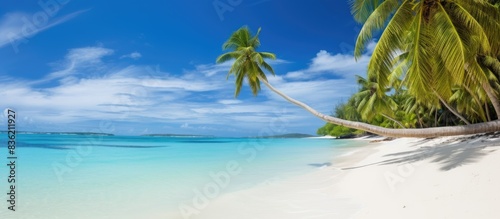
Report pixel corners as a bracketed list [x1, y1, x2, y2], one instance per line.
[482, 83, 500, 120]
[435, 94, 471, 125]
[381, 113, 405, 128]
[434, 109, 438, 127]
[416, 113, 424, 128]
[479, 56, 500, 119]
[258, 76, 500, 138]
[486, 102, 491, 122]
[481, 55, 500, 77]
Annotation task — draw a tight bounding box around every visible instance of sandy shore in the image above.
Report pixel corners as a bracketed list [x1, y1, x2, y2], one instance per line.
[184, 134, 500, 219]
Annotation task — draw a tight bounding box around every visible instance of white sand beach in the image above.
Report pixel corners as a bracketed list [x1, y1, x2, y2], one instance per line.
[186, 134, 500, 219]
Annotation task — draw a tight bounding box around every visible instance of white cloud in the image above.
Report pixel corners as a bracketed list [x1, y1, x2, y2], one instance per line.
[308, 50, 362, 73]
[218, 99, 242, 105]
[283, 42, 374, 80]
[283, 71, 306, 80]
[366, 40, 377, 53]
[66, 47, 114, 64]
[121, 52, 142, 60]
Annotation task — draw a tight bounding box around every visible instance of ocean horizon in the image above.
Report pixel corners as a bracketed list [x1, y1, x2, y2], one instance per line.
[0, 133, 365, 219]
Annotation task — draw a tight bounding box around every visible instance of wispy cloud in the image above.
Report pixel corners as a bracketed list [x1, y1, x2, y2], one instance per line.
[33, 47, 114, 84]
[0, 10, 87, 51]
[120, 52, 142, 60]
[65, 47, 114, 64]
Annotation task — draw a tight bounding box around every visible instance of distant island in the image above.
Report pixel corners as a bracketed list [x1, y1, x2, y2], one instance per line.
[0, 131, 114, 136]
[257, 133, 316, 138]
[142, 134, 214, 138]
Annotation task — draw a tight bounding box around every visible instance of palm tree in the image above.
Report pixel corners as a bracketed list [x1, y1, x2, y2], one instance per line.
[217, 26, 500, 138]
[330, 97, 362, 122]
[215, 27, 276, 97]
[401, 92, 440, 128]
[353, 0, 500, 118]
[450, 86, 488, 123]
[353, 75, 405, 128]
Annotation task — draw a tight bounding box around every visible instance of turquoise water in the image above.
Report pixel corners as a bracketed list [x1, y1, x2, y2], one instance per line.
[0, 134, 364, 219]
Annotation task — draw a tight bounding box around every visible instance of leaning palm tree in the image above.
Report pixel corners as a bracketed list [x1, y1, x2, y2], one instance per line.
[216, 26, 500, 138]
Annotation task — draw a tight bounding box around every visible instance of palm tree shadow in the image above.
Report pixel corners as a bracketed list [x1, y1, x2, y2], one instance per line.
[379, 133, 500, 171]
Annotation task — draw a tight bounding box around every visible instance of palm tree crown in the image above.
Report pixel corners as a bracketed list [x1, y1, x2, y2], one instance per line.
[353, 0, 500, 115]
[216, 26, 276, 97]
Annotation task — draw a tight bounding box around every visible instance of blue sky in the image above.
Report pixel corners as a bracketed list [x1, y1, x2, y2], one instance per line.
[0, 0, 375, 136]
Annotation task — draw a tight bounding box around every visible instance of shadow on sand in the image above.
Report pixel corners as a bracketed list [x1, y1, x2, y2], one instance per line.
[344, 133, 500, 171]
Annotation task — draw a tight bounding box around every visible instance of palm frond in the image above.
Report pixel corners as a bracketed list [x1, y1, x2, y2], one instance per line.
[259, 52, 276, 60]
[445, 1, 490, 54]
[429, 4, 468, 85]
[222, 27, 247, 50]
[228, 56, 247, 78]
[480, 55, 500, 77]
[261, 61, 275, 75]
[459, 0, 500, 55]
[389, 52, 409, 89]
[250, 27, 262, 48]
[404, 4, 435, 101]
[216, 51, 239, 64]
[354, 0, 400, 58]
[234, 68, 245, 97]
[367, 0, 414, 92]
[351, 0, 385, 23]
